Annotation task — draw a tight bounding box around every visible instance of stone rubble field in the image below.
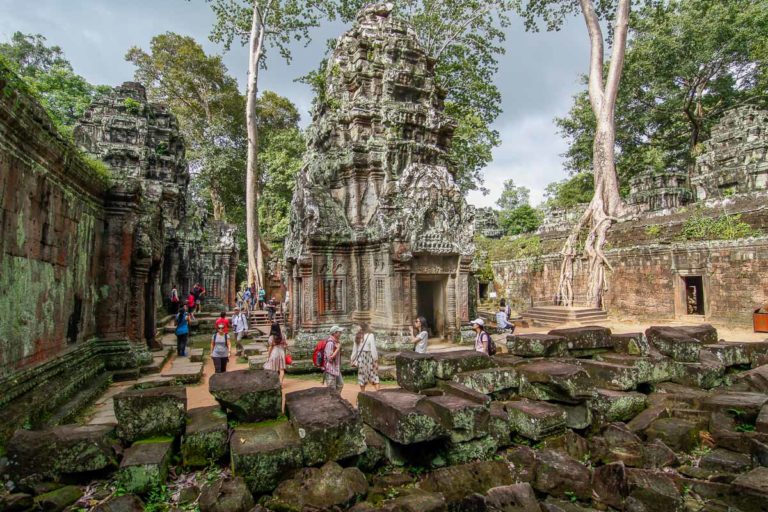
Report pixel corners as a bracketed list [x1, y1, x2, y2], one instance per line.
[2, 324, 768, 511]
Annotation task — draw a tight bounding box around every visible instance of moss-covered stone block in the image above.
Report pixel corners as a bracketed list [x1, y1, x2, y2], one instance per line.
[704, 343, 751, 367]
[117, 439, 173, 495]
[489, 402, 512, 448]
[7, 424, 117, 484]
[433, 350, 496, 380]
[578, 360, 641, 391]
[230, 421, 303, 495]
[395, 352, 437, 391]
[588, 389, 649, 423]
[358, 389, 447, 445]
[114, 386, 186, 442]
[504, 400, 567, 441]
[353, 425, 387, 472]
[209, 369, 281, 422]
[506, 333, 566, 357]
[451, 366, 518, 395]
[285, 387, 366, 466]
[420, 460, 515, 505]
[438, 435, 498, 466]
[33, 485, 83, 511]
[517, 359, 595, 402]
[548, 325, 613, 351]
[420, 393, 490, 443]
[181, 406, 229, 467]
[646, 326, 703, 362]
[612, 332, 649, 356]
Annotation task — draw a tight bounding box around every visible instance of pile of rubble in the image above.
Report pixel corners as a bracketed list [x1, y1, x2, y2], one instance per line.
[2, 324, 768, 511]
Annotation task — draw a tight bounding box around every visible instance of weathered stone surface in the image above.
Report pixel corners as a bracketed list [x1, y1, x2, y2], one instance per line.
[593, 462, 628, 510]
[758, 405, 768, 433]
[396, 352, 437, 392]
[699, 448, 753, 474]
[730, 363, 768, 393]
[354, 425, 388, 472]
[114, 386, 187, 442]
[33, 485, 83, 512]
[484, 483, 540, 512]
[117, 439, 173, 495]
[705, 343, 751, 367]
[676, 324, 719, 345]
[627, 405, 669, 433]
[532, 449, 593, 501]
[505, 400, 567, 441]
[641, 439, 678, 469]
[589, 389, 649, 422]
[351, 488, 447, 512]
[6, 424, 117, 483]
[489, 402, 512, 448]
[433, 350, 496, 380]
[230, 421, 303, 494]
[358, 389, 447, 445]
[92, 494, 145, 512]
[626, 469, 682, 512]
[265, 462, 368, 511]
[700, 391, 768, 421]
[503, 446, 537, 483]
[561, 403, 592, 430]
[419, 460, 514, 504]
[611, 332, 649, 356]
[208, 369, 281, 422]
[590, 423, 644, 467]
[421, 393, 490, 443]
[517, 359, 595, 402]
[285, 386, 366, 465]
[731, 467, 768, 511]
[578, 360, 640, 391]
[548, 326, 613, 351]
[436, 380, 492, 406]
[646, 326, 703, 362]
[181, 406, 229, 467]
[198, 477, 254, 512]
[452, 367, 518, 395]
[673, 349, 726, 389]
[506, 333, 566, 357]
[0, 493, 34, 512]
[541, 431, 590, 462]
[645, 418, 700, 453]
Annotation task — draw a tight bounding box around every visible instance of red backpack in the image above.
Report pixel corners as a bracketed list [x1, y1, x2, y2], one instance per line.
[312, 339, 328, 368]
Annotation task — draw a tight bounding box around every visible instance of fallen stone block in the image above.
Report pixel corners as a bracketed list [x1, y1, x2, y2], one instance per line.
[436, 380, 491, 406]
[700, 391, 768, 422]
[181, 406, 229, 467]
[548, 325, 613, 353]
[353, 425, 388, 472]
[729, 363, 768, 393]
[758, 405, 768, 433]
[265, 462, 368, 511]
[627, 405, 669, 433]
[506, 333, 566, 357]
[746, 341, 768, 367]
[350, 489, 446, 512]
[611, 332, 649, 356]
[505, 400, 567, 441]
[451, 366, 518, 395]
[91, 494, 145, 512]
[117, 439, 173, 495]
[419, 460, 515, 505]
[433, 350, 496, 380]
[208, 369, 281, 422]
[676, 324, 719, 345]
[33, 485, 83, 512]
[395, 352, 437, 392]
[161, 359, 204, 384]
[699, 448, 753, 474]
[188, 348, 204, 363]
[645, 417, 700, 453]
[591, 423, 644, 467]
[560, 402, 592, 430]
[641, 439, 678, 469]
[593, 462, 628, 510]
[113, 386, 187, 442]
[420, 392, 490, 443]
[704, 343, 751, 367]
[650, 382, 710, 407]
[646, 326, 703, 362]
[673, 350, 726, 389]
[597, 353, 680, 384]
[198, 477, 254, 512]
[578, 360, 640, 391]
[484, 483, 540, 512]
[731, 467, 768, 512]
[589, 389, 648, 423]
[285, 386, 366, 465]
[489, 402, 512, 448]
[358, 389, 447, 445]
[517, 359, 595, 402]
[438, 435, 498, 466]
[532, 449, 593, 501]
[6, 424, 117, 483]
[626, 469, 682, 512]
[540, 431, 590, 462]
[231, 421, 303, 494]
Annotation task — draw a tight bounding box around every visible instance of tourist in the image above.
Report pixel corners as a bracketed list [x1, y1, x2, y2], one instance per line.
[211, 323, 230, 373]
[264, 321, 288, 383]
[258, 287, 266, 309]
[471, 318, 491, 354]
[175, 303, 190, 357]
[351, 323, 379, 392]
[169, 284, 180, 314]
[231, 307, 249, 342]
[243, 287, 252, 313]
[250, 283, 257, 310]
[496, 305, 515, 333]
[324, 326, 344, 393]
[266, 297, 277, 320]
[215, 311, 230, 333]
[186, 291, 196, 321]
[410, 316, 429, 353]
[500, 298, 511, 319]
[193, 283, 206, 313]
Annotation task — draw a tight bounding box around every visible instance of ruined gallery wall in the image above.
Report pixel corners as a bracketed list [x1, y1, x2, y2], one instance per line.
[0, 69, 109, 375]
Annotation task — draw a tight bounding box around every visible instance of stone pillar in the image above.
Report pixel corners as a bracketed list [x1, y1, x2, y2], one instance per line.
[228, 252, 238, 308]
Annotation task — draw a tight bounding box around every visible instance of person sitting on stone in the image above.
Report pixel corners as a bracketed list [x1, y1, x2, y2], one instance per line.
[496, 305, 514, 333]
[410, 316, 429, 353]
[350, 323, 380, 392]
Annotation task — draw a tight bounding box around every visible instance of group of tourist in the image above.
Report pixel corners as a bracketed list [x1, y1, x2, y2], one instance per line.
[169, 283, 206, 318]
[237, 284, 281, 320]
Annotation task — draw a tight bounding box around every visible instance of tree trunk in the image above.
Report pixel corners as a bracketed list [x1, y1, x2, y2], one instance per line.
[210, 186, 227, 221]
[557, 0, 629, 309]
[246, 1, 265, 288]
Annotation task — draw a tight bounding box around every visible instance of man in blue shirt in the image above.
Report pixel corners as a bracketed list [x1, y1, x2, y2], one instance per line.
[175, 303, 190, 357]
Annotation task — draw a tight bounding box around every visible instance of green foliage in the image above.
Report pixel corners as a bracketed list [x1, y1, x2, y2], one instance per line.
[80, 152, 112, 185]
[498, 205, 542, 236]
[496, 179, 530, 210]
[678, 211, 759, 241]
[123, 97, 142, 115]
[475, 234, 543, 262]
[544, 172, 594, 209]
[0, 32, 107, 130]
[645, 225, 662, 237]
[144, 484, 172, 512]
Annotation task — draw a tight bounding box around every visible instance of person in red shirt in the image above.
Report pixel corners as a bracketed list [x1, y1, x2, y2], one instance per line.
[186, 292, 196, 321]
[214, 311, 230, 333]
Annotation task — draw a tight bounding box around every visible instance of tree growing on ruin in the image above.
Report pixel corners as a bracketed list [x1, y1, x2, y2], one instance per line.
[204, 0, 338, 287]
[520, 0, 631, 308]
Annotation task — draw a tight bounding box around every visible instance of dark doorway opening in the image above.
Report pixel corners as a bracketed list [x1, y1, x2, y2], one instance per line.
[684, 275, 705, 315]
[416, 278, 445, 338]
[66, 295, 83, 344]
[478, 282, 489, 301]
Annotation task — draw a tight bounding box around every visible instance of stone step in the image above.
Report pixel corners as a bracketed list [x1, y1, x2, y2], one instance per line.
[243, 343, 264, 356]
[41, 372, 112, 427]
[161, 359, 204, 384]
[110, 368, 141, 382]
[140, 354, 169, 375]
[516, 359, 596, 402]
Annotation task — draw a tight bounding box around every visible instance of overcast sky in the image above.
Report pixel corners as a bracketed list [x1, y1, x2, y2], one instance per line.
[0, 0, 591, 208]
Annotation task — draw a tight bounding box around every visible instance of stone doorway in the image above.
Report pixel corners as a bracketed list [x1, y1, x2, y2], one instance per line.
[683, 275, 705, 315]
[416, 277, 446, 338]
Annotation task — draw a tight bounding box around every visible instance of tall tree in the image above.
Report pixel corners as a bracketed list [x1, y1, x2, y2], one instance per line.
[521, 0, 631, 308]
[204, 0, 338, 287]
[557, 0, 768, 182]
[0, 32, 109, 133]
[126, 33, 245, 220]
[496, 179, 531, 210]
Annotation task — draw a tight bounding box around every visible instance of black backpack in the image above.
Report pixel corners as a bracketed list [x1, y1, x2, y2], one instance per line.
[482, 331, 497, 356]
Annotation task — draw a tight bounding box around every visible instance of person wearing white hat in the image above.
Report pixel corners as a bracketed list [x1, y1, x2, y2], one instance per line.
[324, 325, 345, 393]
[471, 318, 490, 354]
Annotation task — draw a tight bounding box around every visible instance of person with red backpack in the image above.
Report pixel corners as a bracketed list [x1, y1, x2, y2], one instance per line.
[471, 318, 496, 356]
[323, 326, 344, 393]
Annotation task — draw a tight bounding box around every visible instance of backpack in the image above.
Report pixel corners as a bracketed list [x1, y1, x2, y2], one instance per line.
[312, 338, 329, 368]
[481, 331, 497, 356]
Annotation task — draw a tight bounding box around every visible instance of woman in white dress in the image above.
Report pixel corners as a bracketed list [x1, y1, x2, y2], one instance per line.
[410, 316, 429, 353]
[263, 321, 287, 383]
[351, 323, 379, 392]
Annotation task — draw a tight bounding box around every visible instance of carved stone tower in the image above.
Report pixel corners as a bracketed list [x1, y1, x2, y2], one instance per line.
[286, 3, 475, 347]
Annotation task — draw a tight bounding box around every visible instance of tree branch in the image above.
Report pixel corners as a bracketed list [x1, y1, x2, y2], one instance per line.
[603, 0, 630, 116]
[579, 0, 605, 115]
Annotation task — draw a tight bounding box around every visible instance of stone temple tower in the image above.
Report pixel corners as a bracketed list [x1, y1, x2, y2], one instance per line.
[286, 3, 475, 347]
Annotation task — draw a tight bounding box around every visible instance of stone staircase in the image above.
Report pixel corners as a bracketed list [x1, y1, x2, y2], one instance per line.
[249, 309, 285, 336]
[522, 305, 608, 327]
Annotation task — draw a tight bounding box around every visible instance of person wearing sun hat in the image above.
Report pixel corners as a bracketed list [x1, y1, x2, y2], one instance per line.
[324, 325, 344, 393]
[471, 318, 491, 354]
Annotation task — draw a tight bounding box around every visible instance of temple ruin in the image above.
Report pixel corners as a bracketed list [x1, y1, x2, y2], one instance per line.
[285, 4, 475, 346]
